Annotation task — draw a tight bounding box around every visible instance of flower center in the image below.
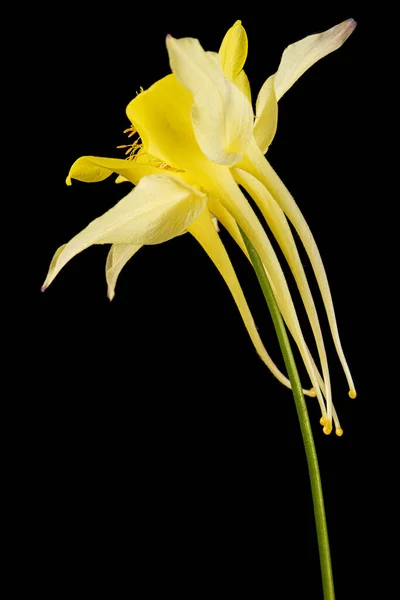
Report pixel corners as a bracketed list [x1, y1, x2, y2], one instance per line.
[117, 124, 184, 173]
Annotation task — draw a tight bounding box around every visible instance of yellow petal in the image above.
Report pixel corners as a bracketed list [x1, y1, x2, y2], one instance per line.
[208, 168, 329, 417]
[233, 69, 252, 104]
[274, 18, 356, 101]
[66, 155, 175, 186]
[219, 20, 248, 80]
[166, 35, 253, 166]
[243, 139, 356, 398]
[233, 167, 333, 418]
[42, 174, 207, 290]
[106, 243, 142, 300]
[127, 74, 203, 172]
[254, 75, 278, 154]
[208, 195, 315, 398]
[208, 196, 249, 258]
[189, 207, 296, 392]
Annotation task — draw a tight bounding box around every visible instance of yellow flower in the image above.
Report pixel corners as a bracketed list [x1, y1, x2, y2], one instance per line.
[42, 19, 356, 435]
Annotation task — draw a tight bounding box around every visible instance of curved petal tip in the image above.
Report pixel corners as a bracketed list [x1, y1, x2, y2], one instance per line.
[347, 18, 357, 30]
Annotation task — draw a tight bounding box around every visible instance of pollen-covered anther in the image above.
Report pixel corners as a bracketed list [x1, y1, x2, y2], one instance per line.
[348, 389, 357, 399]
[335, 427, 344, 437]
[323, 423, 333, 435]
[320, 416, 328, 427]
[117, 123, 144, 161]
[123, 125, 137, 137]
[308, 388, 317, 398]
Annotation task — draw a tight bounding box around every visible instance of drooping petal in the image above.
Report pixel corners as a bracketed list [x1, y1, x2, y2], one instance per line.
[274, 18, 356, 101]
[233, 167, 333, 419]
[106, 243, 142, 300]
[66, 155, 178, 186]
[208, 196, 249, 258]
[219, 20, 248, 81]
[188, 207, 298, 394]
[166, 35, 253, 166]
[253, 75, 278, 154]
[243, 140, 356, 398]
[42, 174, 207, 291]
[208, 167, 329, 420]
[208, 195, 316, 398]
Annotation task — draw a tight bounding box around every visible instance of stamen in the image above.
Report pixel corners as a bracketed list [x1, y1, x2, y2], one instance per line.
[335, 427, 344, 437]
[117, 124, 144, 162]
[118, 117, 185, 170]
[348, 388, 357, 399]
[123, 126, 136, 135]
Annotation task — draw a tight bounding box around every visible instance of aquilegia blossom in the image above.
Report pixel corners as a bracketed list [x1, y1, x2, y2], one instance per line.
[42, 19, 356, 435]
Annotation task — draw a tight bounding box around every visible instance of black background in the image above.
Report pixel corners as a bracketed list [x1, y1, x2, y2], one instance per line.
[24, 2, 388, 598]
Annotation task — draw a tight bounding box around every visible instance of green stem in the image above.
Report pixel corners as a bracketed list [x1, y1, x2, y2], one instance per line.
[239, 225, 335, 600]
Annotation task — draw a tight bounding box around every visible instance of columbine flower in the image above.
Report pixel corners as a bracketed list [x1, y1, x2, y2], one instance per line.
[42, 19, 356, 435]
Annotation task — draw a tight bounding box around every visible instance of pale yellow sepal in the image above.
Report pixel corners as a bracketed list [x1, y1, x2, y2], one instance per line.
[254, 75, 278, 154]
[242, 139, 356, 397]
[42, 174, 207, 291]
[253, 18, 356, 154]
[106, 244, 142, 300]
[189, 207, 296, 393]
[233, 167, 333, 417]
[219, 20, 248, 81]
[208, 168, 328, 416]
[207, 196, 315, 399]
[166, 35, 253, 166]
[274, 18, 356, 101]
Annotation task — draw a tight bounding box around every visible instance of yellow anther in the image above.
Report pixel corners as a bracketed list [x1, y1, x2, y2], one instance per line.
[309, 388, 317, 397]
[348, 389, 357, 399]
[335, 427, 344, 437]
[320, 416, 328, 426]
[118, 124, 144, 161]
[123, 125, 136, 135]
[323, 424, 332, 435]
